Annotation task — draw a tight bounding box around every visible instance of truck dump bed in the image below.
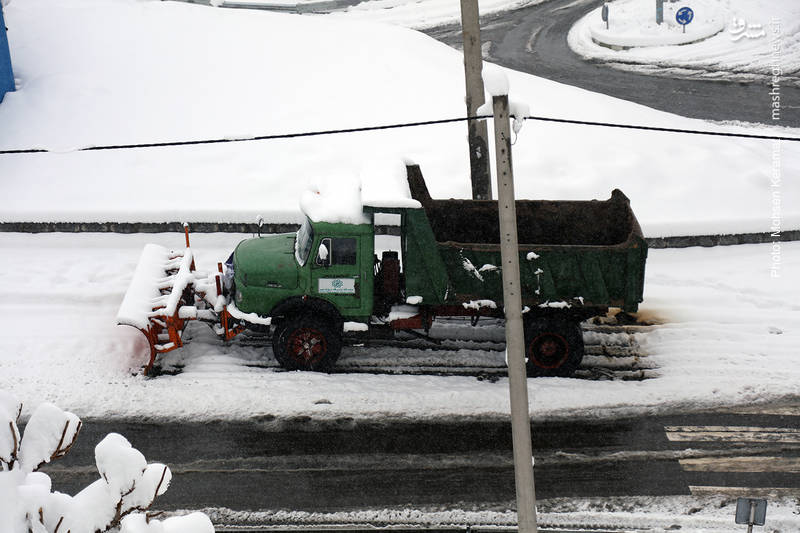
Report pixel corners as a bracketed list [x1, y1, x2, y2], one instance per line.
[403, 166, 647, 313]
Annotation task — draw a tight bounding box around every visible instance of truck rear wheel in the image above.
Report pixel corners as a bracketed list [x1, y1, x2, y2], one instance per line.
[272, 316, 342, 372]
[524, 318, 584, 377]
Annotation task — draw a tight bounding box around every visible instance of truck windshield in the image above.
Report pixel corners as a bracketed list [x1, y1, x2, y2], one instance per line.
[295, 218, 314, 266]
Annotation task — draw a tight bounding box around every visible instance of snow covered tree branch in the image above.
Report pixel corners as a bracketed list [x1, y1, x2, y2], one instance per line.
[0, 391, 22, 471]
[0, 394, 214, 533]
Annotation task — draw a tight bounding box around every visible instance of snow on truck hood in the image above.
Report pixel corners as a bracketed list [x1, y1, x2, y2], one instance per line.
[300, 158, 421, 224]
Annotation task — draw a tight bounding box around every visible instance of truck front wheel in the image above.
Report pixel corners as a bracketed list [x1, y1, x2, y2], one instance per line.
[272, 316, 342, 372]
[523, 318, 584, 377]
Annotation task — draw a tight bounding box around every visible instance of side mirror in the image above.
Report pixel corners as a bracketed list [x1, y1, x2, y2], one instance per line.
[315, 239, 331, 267]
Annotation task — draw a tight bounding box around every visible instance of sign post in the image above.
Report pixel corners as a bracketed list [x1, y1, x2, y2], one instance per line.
[656, 0, 664, 24]
[676, 6, 694, 33]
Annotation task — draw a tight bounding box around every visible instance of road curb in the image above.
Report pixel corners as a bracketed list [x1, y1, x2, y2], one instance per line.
[0, 222, 797, 248]
[1, 222, 798, 248]
[645, 229, 800, 248]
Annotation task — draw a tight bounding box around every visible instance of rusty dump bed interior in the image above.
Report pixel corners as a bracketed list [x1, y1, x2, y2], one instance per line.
[407, 167, 638, 247]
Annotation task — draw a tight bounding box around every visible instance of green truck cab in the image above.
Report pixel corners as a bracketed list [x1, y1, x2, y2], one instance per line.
[226, 165, 648, 377]
[232, 219, 375, 322]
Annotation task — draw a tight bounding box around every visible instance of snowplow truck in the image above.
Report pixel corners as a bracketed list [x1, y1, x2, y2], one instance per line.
[117, 164, 647, 377]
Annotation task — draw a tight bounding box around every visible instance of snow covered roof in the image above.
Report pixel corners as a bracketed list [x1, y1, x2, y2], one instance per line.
[299, 158, 421, 224]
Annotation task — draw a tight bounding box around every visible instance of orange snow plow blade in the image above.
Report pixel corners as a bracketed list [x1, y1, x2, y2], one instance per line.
[116, 227, 243, 375]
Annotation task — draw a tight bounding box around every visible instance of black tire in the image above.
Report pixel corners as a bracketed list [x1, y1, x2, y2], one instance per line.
[272, 315, 342, 372]
[524, 317, 584, 377]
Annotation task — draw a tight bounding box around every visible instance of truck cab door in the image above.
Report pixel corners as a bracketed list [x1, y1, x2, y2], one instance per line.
[310, 236, 362, 310]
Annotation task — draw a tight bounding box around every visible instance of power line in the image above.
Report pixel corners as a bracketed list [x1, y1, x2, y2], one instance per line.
[527, 115, 800, 141]
[1, 114, 798, 155]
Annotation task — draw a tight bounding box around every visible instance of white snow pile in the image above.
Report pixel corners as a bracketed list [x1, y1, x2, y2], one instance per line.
[360, 158, 421, 210]
[482, 64, 510, 96]
[121, 512, 216, 533]
[587, 0, 726, 48]
[570, 0, 800, 83]
[16, 402, 81, 471]
[0, 394, 214, 533]
[0, 0, 797, 237]
[477, 66, 531, 135]
[301, 158, 421, 224]
[300, 174, 370, 225]
[206, 496, 800, 532]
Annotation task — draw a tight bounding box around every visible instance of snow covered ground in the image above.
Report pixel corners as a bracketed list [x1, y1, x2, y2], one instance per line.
[584, 0, 727, 49]
[569, 0, 800, 84]
[0, 0, 798, 237]
[0, 232, 797, 423]
[206, 495, 800, 532]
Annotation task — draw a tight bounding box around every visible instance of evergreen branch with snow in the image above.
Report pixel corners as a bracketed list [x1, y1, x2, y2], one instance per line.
[0, 394, 214, 533]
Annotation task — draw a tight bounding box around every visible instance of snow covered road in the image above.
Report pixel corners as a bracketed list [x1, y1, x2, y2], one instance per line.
[1, 232, 797, 423]
[426, 0, 800, 126]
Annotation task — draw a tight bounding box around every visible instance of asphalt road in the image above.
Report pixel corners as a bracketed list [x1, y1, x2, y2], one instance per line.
[423, 0, 800, 127]
[188, 0, 800, 127]
[41, 403, 800, 513]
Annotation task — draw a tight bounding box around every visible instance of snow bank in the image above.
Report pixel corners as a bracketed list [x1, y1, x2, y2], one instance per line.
[0, 0, 797, 236]
[204, 496, 800, 532]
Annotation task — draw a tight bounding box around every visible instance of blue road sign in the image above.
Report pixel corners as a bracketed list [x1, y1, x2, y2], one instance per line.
[676, 6, 694, 26]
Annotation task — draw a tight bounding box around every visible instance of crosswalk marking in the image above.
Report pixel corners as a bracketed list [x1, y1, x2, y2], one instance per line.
[667, 424, 800, 497]
[720, 403, 800, 416]
[680, 456, 800, 473]
[665, 426, 800, 443]
[689, 486, 800, 497]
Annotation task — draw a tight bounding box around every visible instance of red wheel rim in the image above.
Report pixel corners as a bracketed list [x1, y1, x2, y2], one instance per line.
[287, 328, 328, 366]
[527, 332, 569, 369]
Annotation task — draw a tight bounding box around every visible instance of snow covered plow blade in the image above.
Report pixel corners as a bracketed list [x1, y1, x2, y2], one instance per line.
[116, 230, 243, 374]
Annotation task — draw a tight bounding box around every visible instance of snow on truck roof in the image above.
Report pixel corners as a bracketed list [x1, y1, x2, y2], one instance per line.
[299, 159, 421, 224]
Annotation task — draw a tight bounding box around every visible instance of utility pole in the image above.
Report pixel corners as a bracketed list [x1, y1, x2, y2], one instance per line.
[491, 92, 538, 533]
[460, 0, 491, 200]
